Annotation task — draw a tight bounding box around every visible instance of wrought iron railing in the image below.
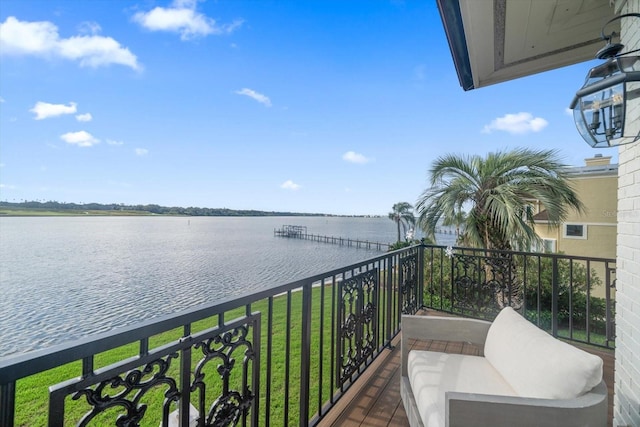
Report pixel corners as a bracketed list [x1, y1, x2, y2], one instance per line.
[0, 246, 423, 427]
[0, 243, 616, 425]
[422, 245, 616, 349]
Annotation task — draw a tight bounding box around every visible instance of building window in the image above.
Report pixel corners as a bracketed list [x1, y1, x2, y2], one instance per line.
[532, 238, 557, 253]
[543, 239, 557, 252]
[563, 224, 587, 239]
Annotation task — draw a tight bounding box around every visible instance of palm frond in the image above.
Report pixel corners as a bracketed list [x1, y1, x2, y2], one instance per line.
[416, 148, 583, 251]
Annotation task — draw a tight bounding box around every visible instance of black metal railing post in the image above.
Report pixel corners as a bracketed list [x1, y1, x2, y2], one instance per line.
[449, 249, 455, 314]
[438, 247, 444, 310]
[0, 382, 15, 427]
[395, 254, 402, 324]
[605, 265, 614, 348]
[299, 282, 312, 426]
[265, 297, 274, 427]
[417, 244, 425, 309]
[252, 315, 262, 427]
[179, 334, 192, 427]
[585, 259, 591, 342]
[551, 256, 559, 337]
[385, 255, 393, 345]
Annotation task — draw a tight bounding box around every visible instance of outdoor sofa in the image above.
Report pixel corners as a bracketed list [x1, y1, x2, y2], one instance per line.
[400, 307, 607, 427]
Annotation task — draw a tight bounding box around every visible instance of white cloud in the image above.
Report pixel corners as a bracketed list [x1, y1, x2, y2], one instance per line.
[281, 180, 301, 190]
[0, 16, 141, 70]
[57, 36, 140, 69]
[133, 0, 243, 41]
[78, 21, 101, 36]
[30, 101, 77, 120]
[565, 108, 573, 116]
[76, 113, 92, 122]
[135, 148, 149, 156]
[342, 151, 371, 164]
[106, 139, 124, 146]
[60, 130, 99, 147]
[0, 17, 57, 55]
[0, 183, 17, 190]
[481, 112, 548, 134]
[235, 88, 271, 107]
[0, 97, 5, 103]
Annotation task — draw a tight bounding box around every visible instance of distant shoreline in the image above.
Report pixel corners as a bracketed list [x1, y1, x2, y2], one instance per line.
[0, 210, 334, 217]
[0, 208, 339, 217]
[0, 202, 378, 218]
[0, 208, 157, 217]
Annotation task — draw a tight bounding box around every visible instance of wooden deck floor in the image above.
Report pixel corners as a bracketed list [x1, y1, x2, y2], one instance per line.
[319, 312, 615, 427]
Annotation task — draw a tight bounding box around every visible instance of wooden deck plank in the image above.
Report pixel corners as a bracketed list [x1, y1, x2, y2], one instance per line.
[319, 339, 401, 427]
[318, 311, 615, 427]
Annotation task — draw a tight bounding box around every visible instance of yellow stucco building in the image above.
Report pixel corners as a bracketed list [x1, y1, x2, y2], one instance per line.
[533, 155, 618, 261]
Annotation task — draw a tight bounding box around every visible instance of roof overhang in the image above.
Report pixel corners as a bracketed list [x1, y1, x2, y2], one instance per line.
[436, 0, 621, 91]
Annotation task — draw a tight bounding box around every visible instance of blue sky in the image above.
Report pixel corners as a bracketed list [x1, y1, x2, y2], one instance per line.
[0, 0, 616, 216]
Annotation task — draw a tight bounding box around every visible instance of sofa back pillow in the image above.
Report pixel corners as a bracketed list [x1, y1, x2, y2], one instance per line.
[484, 307, 603, 399]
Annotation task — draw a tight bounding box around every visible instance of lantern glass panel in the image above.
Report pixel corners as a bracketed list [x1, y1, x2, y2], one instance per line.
[584, 60, 619, 85]
[574, 82, 625, 147]
[618, 56, 640, 72]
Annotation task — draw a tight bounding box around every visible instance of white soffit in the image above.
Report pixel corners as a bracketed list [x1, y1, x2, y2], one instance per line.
[458, 0, 618, 89]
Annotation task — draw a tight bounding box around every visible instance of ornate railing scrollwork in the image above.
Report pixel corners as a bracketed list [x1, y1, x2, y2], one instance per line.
[451, 251, 522, 316]
[71, 354, 179, 427]
[191, 321, 258, 427]
[400, 248, 419, 314]
[48, 314, 260, 427]
[337, 268, 377, 387]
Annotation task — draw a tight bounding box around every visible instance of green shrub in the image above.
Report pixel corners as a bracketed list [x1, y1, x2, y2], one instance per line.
[388, 240, 415, 251]
[422, 248, 613, 338]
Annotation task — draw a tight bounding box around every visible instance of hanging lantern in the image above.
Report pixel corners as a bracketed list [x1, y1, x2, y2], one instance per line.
[570, 13, 640, 148]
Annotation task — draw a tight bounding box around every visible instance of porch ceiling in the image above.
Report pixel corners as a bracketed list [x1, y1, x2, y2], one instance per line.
[437, 0, 620, 91]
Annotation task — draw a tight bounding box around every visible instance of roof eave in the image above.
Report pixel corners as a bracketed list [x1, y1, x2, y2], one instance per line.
[436, 0, 475, 91]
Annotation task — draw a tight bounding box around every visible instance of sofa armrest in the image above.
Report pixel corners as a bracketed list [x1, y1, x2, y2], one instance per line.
[445, 380, 608, 427]
[401, 314, 491, 376]
[401, 314, 492, 344]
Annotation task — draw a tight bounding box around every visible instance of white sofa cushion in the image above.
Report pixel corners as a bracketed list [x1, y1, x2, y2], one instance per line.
[407, 350, 517, 427]
[484, 307, 603, 400]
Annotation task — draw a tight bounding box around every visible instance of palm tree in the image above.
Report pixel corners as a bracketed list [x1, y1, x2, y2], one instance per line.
[416, 149, 584, 251]
[388, 202, 416, 243]
[443, 206, 467, 240]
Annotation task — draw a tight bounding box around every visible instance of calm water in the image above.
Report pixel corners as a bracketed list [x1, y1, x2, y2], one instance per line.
[0, 216, 455, 357]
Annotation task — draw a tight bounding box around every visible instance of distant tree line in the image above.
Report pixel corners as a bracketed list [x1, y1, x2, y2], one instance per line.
[0, 200, 331, 217]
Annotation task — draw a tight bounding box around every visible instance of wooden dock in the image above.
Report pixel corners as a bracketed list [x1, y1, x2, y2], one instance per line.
[274, 225, 391, 251]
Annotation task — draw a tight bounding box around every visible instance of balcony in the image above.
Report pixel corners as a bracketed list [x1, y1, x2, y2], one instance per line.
[0, 244, 615, 426]
[318, 312, 615, 427]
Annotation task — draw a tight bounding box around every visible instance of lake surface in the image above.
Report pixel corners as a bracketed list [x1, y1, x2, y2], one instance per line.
[0, 216, 455, 357]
